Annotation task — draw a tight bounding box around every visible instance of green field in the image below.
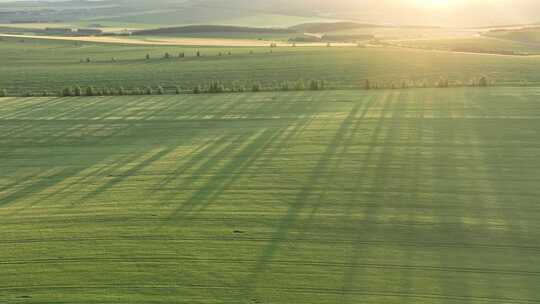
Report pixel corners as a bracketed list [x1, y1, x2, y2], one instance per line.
[397, 36, 540, 55]
[2, 37, 540, 96]
[485, 27, 540, 44]
[1, 88, 540, 303]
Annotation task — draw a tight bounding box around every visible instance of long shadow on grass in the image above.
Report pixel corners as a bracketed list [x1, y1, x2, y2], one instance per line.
[0, 97, 144, 207]
[242, 91, 390, 297]
[245, 92, 327, 177]
[339, 91, 399, 303]
[0, 97, 68, 120]
[0, 95, 192, 210]
[160, 93, 313, 222]
[432, 89, 474, 304]
[301, 93, 380, 236]
[0, 168, 74, 208]
[165, 128, 283, 220]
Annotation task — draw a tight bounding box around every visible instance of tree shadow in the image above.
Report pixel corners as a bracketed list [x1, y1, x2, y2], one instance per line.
[0, 95, 195, 210]
[243, 91, 392, 298]
[339, 91, 399, 303]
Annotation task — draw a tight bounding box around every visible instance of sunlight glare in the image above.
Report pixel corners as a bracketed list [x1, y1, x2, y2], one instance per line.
[412, 0, 452, 8]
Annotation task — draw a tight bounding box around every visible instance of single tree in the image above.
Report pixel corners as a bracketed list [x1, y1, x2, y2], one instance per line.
[85, 86, 95, 96]
[294, 80, 305, 91]
[62, 87, 73, 97]
[252, 82, 261, 92]
[74, 86, 82, 96]
[157, 86, 165, 95]
[364, 79, 371, 90]
[309, 80, 320, 91]
[145, 87, 153, 95]
[437, 77, 449, 88]
[478, 76, 488, 87]
[196, 51, 201, 57]
[174, 86, 181, 94]
[146, 54, 151, 60]
[0, 89, 7, 97]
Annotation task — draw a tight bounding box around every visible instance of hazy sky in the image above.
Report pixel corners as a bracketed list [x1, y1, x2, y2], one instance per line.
[1, 0, 538, 27]
[309, 0, 540, 26]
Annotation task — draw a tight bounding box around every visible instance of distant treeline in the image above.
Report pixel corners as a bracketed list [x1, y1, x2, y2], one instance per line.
[132, 22, 384, 37]
[133, 25, 294, 36]
[289, 34, 374, 43]
[0, 77, 499, 98]
[452, 47, 529, 56]
[289, 22, 387, 33]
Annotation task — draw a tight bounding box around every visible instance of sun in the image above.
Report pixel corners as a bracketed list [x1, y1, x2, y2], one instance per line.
[430, 0, 450, 6]
[412, 0, 452, 8]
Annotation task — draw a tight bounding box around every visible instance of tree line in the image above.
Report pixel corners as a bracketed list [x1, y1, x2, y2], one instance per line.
[80, 49, 271, 63]
[0, 76, 497, 98]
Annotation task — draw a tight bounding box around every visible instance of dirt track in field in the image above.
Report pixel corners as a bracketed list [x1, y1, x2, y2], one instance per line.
[0, 33, 357, 47]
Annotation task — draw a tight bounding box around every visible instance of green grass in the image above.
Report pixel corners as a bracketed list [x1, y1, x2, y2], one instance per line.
[1, 88, 540, 303]
[485, 27, 540, 44]
[2, 36, 540, 95]
[397, 36, 540, 55]
[97, 9, 334, 28]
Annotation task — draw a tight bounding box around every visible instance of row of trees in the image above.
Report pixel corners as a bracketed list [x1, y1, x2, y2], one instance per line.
[60, 85, 180, 97]
[193, 80, 326, 94]
[81, 49, 285, 63]
[0, 77, 495, 98]
[363, 77, 491, 90]
[194, 77, 491, 94]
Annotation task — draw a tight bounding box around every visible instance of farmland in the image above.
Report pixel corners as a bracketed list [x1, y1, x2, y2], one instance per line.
[1, 88, 540, 303]
[1, 36, 540, 96]
[396, 36, 540, 56]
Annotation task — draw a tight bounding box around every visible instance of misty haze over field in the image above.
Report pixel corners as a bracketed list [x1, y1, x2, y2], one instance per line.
[0, 0, 539, 27]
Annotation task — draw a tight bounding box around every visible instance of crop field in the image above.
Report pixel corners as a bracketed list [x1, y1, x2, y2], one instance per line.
[1, 37, 540, 95]
[1, 88, 539, 303]
[397, 36, 540, 55]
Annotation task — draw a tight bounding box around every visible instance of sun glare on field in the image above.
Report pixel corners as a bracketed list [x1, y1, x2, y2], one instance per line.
[411, 0, 452, 8]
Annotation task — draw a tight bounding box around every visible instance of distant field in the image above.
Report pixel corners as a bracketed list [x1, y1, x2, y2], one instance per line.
[1, 88, 540, 303]
[485, 27, 540, 44]
[1, 36, 540, 95]
[397, 36, 540, 55]
[96, 10, 336, 28]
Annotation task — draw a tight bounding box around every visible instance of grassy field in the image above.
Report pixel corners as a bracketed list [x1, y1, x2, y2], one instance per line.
[485, 27, 540, 44]
[397, 36, 540, 55]
[1, 37, 540, 95]
[1, 88, 540, 303]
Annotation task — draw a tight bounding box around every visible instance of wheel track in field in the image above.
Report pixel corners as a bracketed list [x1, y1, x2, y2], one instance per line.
[1, 256, 539, 277]
[0, 284, 537, 303]
[1, 235, 539, 251]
